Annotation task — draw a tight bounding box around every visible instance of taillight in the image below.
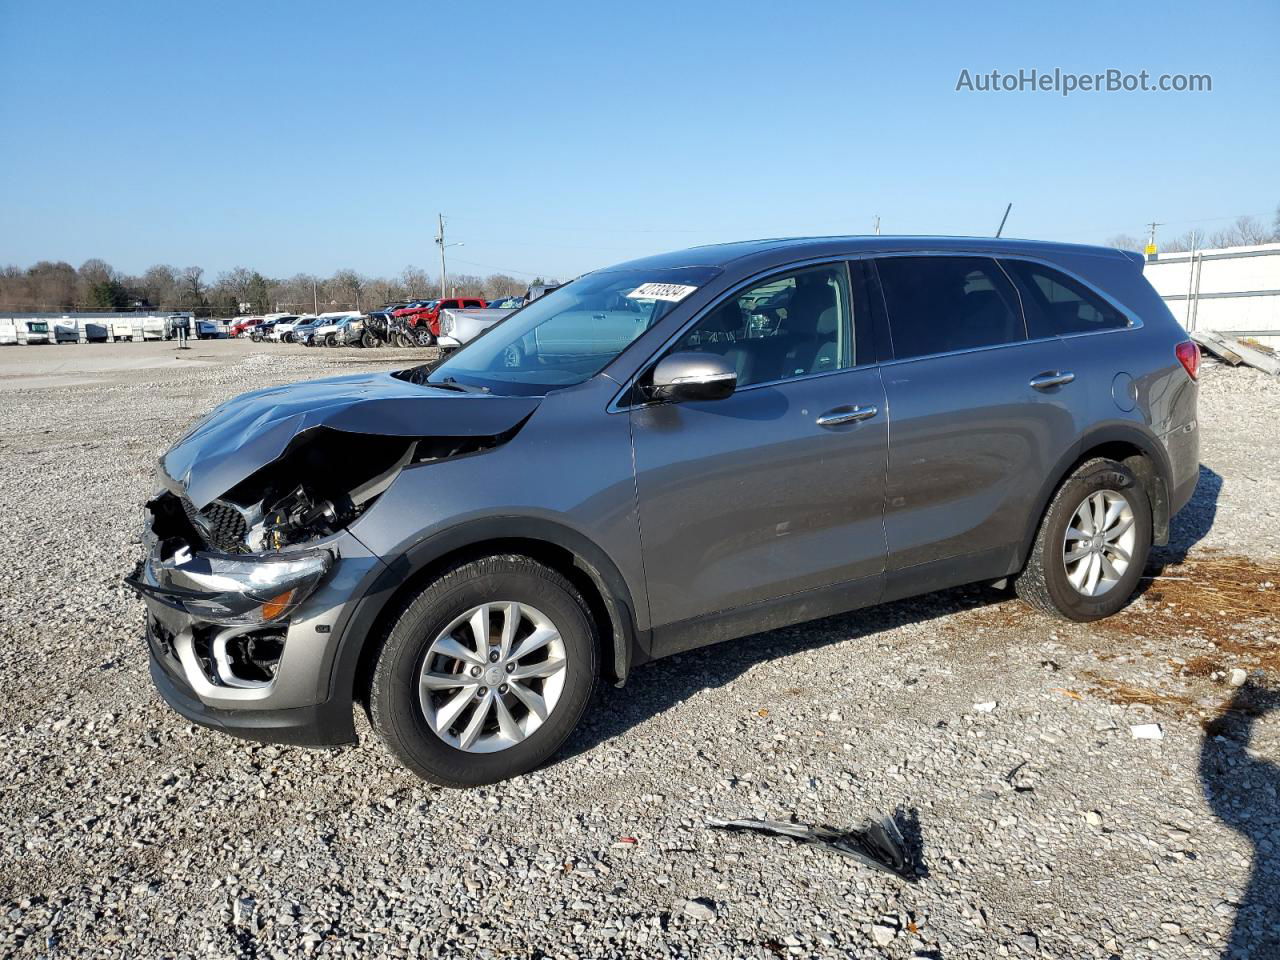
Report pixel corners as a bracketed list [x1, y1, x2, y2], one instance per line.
[1176, 340, 1199, 380]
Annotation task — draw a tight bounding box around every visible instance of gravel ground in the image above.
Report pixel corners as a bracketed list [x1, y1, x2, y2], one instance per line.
[0, 341, 1277, 959]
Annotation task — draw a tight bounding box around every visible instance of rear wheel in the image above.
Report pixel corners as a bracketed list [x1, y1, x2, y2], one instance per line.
[1015, 458, 1152, 621]
[369, 555, 598, 786]
[324, 334, 337, 347]
[361, 331, 377, 349]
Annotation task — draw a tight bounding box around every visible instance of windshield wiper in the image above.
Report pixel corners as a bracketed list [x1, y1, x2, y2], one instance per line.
[430, 377, 490, 394]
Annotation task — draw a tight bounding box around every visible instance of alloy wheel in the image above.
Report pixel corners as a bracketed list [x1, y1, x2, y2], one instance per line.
[1062, 490, 1136, 597]
[418, 602, 567, 753]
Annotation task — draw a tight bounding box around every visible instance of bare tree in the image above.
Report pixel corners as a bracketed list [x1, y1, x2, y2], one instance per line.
[77, 258, 117, 307]
[1211, 215, 1270, 249]
[401, 265, 432, 298]
[269, 274, 319, 313]
[138, 265, 179, 309]
[327, 269, 365, 311]
[216, 267, 253, 300]
[446, 273, 486, 297]
[1106, 234, 1142, 252]
[17, 260, 79, 310]
[363, 276, 405, 309]
[483, 273, 525, 298]
[178, 266, 205, 310]
[1163, 228, 1208, 253]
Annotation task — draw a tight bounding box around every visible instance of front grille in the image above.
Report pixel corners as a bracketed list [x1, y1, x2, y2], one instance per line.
[179, 495, 248, 552]
[201, 500, 248, 552]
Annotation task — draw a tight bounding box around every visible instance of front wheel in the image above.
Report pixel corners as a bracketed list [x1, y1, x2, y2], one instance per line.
[1015, 458, 1152, 621]
[361, 331, 377, 349]
[369, 555, 598, 787]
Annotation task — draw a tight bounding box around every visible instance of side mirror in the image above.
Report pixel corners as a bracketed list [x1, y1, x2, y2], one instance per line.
[650, 352, 737, 402]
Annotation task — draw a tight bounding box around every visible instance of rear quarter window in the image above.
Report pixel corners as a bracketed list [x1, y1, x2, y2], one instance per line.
[1001, 260, 1129, 338]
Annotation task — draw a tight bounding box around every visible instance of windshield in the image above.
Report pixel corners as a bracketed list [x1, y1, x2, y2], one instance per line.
[425, 265, 721, 396]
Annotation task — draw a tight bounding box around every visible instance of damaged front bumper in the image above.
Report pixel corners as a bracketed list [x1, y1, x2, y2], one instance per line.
[127, 514, 380, 747]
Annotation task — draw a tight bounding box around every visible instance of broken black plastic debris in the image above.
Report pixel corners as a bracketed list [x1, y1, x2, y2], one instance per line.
[706, 814, 916, 880]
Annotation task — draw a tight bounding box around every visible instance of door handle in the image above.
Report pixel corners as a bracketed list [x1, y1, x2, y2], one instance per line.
[816, 404, 878, 427]
[1029, 371, 1075, 390]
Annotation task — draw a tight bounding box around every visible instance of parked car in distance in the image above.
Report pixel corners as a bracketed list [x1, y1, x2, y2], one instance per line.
[436, 304, 518, 352]
[270, 316, 314, 343]
[526, 282, 561, 301]
[250, 315, 297, 341]
[196, 319, 230, 340]
[292, 318, 325, 346]
[390, 300, 437, 324]
[129, 235, 1200, 788]
[398, 297, 488, 340]
[328, 315, 365, 346]
[19, 320, 51, 344]
[309, 314, 355, 347]
[229, 317, 260, 338]
[249, 319, 277, 341]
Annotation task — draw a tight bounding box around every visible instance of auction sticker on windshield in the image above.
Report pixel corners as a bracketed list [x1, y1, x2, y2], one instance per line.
[627, 282, 698, 302]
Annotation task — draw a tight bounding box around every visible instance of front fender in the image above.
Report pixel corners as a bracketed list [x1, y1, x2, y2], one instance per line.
[329, 516, 644, 710]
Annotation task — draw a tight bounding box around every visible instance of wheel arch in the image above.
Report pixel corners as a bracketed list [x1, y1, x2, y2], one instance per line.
[1018, 423, 1172, 571]
[334, 517, 643, 712]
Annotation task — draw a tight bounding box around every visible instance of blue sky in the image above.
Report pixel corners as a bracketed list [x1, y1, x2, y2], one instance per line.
[1, 0, 1276, 281]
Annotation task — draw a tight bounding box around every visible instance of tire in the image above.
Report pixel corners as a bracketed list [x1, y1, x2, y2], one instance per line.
[369, 555, 598, 787]
[361, 331, 377, 349]
[413, 327, 434, 347]
[1015, 458, 1152, 622]
[395, 332, 413, 348]
[325, 334, 337, 347]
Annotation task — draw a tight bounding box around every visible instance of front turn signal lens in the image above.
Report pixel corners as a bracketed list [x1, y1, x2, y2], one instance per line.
[259, 589, 297, 622]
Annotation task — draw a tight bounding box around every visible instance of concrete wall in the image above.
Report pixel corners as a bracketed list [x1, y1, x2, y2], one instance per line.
[1143, 243, 1280, 347]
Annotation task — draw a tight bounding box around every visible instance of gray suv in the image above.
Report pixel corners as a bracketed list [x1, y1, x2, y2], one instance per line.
[127, 236, 1200, 786]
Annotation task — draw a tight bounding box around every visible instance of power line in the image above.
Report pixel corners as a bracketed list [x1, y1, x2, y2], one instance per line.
[449, 257, 554, 279]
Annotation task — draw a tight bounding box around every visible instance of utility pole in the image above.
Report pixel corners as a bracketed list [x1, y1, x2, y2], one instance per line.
[1145, 221, 1162, 259]
[873, 215, 880, 236]
[312, 279, 318, 316]
[434, 213, 464, 297]
[436, 213, 448, 298]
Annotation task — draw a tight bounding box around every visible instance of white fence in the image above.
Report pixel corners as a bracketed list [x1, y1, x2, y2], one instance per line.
[1142, 242, 1280, 348]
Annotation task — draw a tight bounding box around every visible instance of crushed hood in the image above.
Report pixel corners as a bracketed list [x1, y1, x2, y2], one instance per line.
[164, 371, 541, 508]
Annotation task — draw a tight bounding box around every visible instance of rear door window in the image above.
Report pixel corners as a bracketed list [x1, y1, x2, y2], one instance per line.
[874, 256, 1026, 360]
[1001, 260, 1129, 338]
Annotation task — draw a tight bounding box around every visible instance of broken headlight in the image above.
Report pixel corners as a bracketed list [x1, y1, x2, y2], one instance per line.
[138, 550, 332, 626]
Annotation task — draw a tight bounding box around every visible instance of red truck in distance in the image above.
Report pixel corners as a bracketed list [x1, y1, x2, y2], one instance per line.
[393, 297, 488, 339]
